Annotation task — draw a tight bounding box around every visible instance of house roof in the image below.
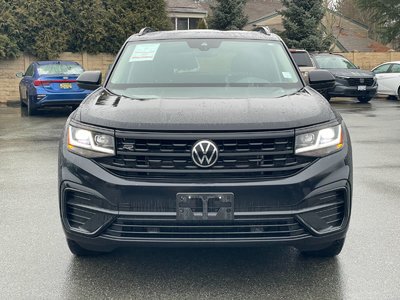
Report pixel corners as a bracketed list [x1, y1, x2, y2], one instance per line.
[323, 10, 391, 52]
[244, 0, 283, 24]
[166, 0, 208, 14]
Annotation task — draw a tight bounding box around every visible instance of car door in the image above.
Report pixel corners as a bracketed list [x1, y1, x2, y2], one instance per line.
[20, 64, 35, 100]
[386, 64, 400, 95]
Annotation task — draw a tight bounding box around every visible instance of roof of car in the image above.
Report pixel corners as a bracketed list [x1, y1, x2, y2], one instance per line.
[128, 29, 281, 42]
[380, 61, 400, 64]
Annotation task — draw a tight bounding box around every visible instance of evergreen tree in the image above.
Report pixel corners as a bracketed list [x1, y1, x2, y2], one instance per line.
[105, 0, 172, 53]
[63, 0, 110, 54]
[12, 0, 68, 59]
[0, 1, 20, 58]
[280, 0, 331, 51]
[0, 0, 172, 59]
[210, 0, 248, 30]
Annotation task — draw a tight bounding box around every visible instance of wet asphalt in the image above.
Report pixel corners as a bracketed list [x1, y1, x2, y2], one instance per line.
[0, 98, 400, 300]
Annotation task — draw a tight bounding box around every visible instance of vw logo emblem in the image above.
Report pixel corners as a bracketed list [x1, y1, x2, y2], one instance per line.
[191, 140, 219, 168]
[360, 78, 365, 83]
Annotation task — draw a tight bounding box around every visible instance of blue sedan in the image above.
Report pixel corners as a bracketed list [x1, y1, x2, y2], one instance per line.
[17, 61, 93, 115]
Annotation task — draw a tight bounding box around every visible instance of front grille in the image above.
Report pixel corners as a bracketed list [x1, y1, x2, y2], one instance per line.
[95, 131, 316, 181]
[347, 77, 374, 86]
[102, 215, 310, 240]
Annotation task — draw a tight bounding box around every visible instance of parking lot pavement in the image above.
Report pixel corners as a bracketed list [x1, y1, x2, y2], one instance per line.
[0, 98, 400, 299]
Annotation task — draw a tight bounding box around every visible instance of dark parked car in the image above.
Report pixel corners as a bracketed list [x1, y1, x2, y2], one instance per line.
[311, 53, 377, 102]
[59, 28, 352, 257]
[17, 61, 92, 115]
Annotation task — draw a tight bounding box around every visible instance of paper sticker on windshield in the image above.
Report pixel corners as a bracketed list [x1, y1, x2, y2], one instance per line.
[282, 72, 292, 79]
[129, 44, 160, 62]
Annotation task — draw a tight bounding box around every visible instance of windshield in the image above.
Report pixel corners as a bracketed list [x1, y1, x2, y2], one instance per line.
[107, 39, 302, 99]
[314, 55, 357, 69]
[37, 63, 84, 76]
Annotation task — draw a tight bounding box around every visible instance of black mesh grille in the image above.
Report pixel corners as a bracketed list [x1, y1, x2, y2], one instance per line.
[102, 215, 310, 240]
[65, 190, 116, 230]
[347, 77, 374, 86]
[65, 191, 97, 229]
[315, 202, 345, 228]
[95, 132, 316, 181]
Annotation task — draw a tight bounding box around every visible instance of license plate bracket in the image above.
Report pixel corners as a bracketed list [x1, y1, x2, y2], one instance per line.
[176, 193, 234, 221]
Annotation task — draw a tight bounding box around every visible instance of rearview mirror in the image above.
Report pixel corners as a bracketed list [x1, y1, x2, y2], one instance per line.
[77, 71, 102, 90]
[16, 72, 24, 78]
[308, 70, 335, 92]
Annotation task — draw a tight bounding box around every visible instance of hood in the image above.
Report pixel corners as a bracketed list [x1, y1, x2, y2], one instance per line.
[76, 88, 336, 131]
[327, 68, 375, 78]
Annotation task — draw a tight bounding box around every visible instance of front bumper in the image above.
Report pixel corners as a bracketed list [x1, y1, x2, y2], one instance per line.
[328, 82, 377, 98]
[59, 133, 352, 251]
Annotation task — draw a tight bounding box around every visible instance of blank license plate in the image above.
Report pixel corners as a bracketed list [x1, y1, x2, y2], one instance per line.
[358, 85, 367, 91]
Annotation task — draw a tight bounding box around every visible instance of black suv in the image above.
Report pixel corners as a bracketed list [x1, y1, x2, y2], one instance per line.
[59, 28, 352, 257]
[311, 53, 377, 102]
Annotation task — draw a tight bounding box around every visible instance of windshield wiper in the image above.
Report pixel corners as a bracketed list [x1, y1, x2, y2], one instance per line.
[120, 94, 158, 101]
[280, 87, 306, 97]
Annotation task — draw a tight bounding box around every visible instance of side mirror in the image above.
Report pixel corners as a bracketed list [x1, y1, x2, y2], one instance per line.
[16, 72, 24, 78]
[308, 70, 335, 92]
[77, 71, 102, 90]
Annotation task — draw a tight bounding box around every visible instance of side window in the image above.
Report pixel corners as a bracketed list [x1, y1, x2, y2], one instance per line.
[373, 64, 391, 74]
[25, 64, 34, 77]
[390, 64, 400, 73]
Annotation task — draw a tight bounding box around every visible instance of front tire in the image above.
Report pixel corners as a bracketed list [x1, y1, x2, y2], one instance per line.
[300, 238, 345, 257]
[357, 96, 372, 103]
[67, 239, 108, 256]
[397, 87, 400, 100]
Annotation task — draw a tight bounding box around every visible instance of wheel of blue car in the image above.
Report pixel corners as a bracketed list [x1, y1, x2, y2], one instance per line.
[19, 88, 27, 107]
[26, 92, 37, 116]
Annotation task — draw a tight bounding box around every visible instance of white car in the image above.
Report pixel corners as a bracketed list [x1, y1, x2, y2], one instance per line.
[372, 61, 400, 99]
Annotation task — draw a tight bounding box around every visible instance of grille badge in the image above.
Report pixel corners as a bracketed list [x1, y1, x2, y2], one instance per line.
[191, 140, 219, 168]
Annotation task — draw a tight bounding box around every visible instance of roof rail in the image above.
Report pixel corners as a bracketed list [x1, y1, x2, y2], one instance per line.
[252, 26, 271, 35]
[138, 27, 156, 36]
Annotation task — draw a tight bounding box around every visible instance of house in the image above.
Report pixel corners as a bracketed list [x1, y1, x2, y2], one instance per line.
[166, 0, 389, 52]
[166, 0, 208, 30]
[243, 1, 390, 52]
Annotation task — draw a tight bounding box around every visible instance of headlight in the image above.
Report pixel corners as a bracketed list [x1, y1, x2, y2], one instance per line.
[67, 125, 115, 158]
[295, 124, 343, 157]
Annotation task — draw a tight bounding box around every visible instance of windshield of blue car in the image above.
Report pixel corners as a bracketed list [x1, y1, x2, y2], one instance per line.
[106, 39, 303, 99]
[314, 55, 357, 69]
[37, 63, 84, 76]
